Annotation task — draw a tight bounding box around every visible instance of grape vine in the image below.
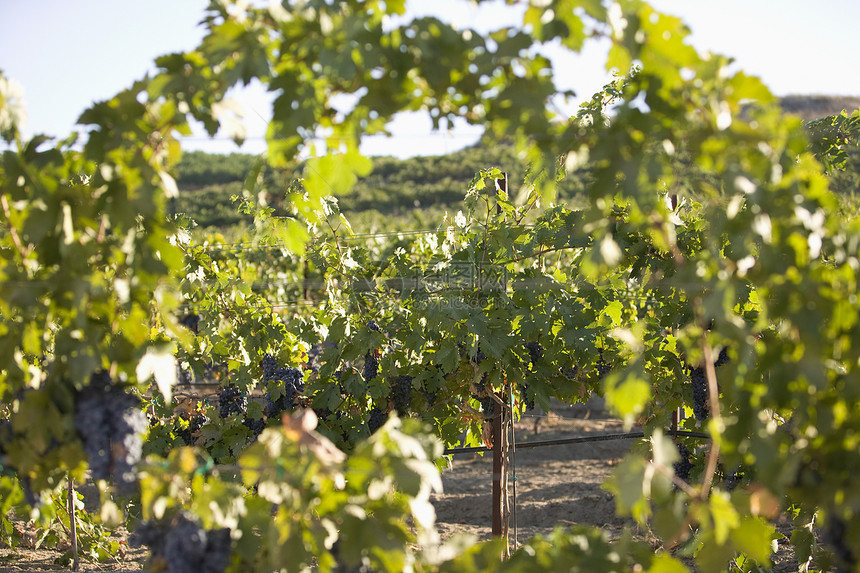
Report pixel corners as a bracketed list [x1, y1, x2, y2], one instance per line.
[1, 0, 859, 570]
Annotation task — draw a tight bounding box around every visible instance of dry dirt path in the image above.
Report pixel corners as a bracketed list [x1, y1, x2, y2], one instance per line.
[432, 399, 634, 544]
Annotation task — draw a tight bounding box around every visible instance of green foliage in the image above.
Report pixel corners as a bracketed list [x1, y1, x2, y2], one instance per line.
[174, 150, 264, 188]
[3, 0, 860, 571]
[807, 109, 860, 195]
[137, 411, 446, 572]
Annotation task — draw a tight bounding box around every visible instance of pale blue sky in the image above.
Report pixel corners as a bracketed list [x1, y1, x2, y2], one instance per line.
[2, 0, 859, 157]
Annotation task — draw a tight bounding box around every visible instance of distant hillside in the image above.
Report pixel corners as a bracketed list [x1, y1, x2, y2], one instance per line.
[779, 95, 860, 121]
[171, 144, 537, 228]
[172, 95, 859, 228]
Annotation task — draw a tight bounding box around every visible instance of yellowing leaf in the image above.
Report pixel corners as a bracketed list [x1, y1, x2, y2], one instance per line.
[604, 455, 650, 523]
[709, 491, 740, 545]
[730, 517, 776, 565]
[603, 371, 650, 430]
[646, 553, 689, 573]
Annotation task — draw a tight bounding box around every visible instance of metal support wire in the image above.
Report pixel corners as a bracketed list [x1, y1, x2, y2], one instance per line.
[443, 429, 710, 456]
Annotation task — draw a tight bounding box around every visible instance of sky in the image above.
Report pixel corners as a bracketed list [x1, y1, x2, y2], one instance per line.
[1, 0, 859, 158]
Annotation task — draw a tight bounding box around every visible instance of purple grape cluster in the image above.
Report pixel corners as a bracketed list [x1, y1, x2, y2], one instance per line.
[690, 366, 709, 422]
[524, 341, 543, 369]
[362, 351, 379, 382]
[519, 383, 535, 411]
[392, 375, 413, 415]
[242, 416, 265, 439]
[263, 356, 304, 419]
[673, 443, 693, 483]
[479, 395, 497, 420]
[19, 476, 39, 509]
[217, 385, 247, 419]
[367, 407, 386, 434]
[689, 347, 730, 422]
[179, 313, 200, 334]
[595, 359, 611, 379]
[475, 348, 486, 364]
[74, 371, 147, 495]
[261, 355, 279, 378]
[130, 513, 232, 573]
[715, 346, 730, 367]
[421, 386, 438, 407]
[472, 374, 496, 420]
[177, 410, 208, 446]
[306, 344, 323, 371]
[824, 516, 856, 570]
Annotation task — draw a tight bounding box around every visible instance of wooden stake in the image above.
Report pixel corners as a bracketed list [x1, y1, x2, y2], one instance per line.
[67, 475, 79, 572]
[491, 395, 510, 557]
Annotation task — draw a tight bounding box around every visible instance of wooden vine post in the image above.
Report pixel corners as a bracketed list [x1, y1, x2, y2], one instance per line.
[490, 172, 512, 556]
[67, 475, 79, 572]
[491, 393, 511, 557]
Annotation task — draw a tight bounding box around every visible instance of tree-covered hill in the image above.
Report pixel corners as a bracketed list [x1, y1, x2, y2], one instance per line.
[172, 143, 538, 228]
[173, 95, 860, 229]
[779, 94, 860, 120]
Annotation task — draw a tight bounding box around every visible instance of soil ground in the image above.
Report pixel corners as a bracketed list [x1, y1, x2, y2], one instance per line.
[432, 398, 631, 544]
[0, 398, 802, 572]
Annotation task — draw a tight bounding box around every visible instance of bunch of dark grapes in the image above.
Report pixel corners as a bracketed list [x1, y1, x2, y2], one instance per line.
[480, 395, 497, 420]
[472, 374, 496, 420]
[362, 351, 380, 382]
[130, 513, 232, 573]
[218, 385, 247, 419]
[524, 341, 543, 369]
[518, 383, 535, 411]
[177, 410, 209, 446]
[306, 344, 324, 372]
[690, 348, 730, 422]
[190, 411, 207, 433]
[421, 387, 438, 407]
[715, 346, 730, 367]
[595, 359, 611, 379]
[673, 443, 693, 483]
[264, 364, 304, 419]
[313, 407, 333, 422]
[391, 375, 413, 416]
[261, 355, 279, 379]
[204, 361, 228, 382]
[0, 419, 12, 458]
[74, 371, 147, 495]
[824, 516, 857, 571]
[242, 416, 266, 439]
[690, 367, 709, 422]
[723, 469, 741, 492]
[179, 313, 200, 334]
[113, 407, 148, 492]
[367, 407, 386, 434]
[366, 320, 380, 333]
[19, 476, 39, 509]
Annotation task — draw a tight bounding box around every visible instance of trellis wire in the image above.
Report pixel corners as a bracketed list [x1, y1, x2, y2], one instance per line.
[443, 429, 709, 456]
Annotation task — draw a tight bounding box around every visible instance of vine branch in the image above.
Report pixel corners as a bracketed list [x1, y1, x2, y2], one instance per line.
[0, 194, 30, 261]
